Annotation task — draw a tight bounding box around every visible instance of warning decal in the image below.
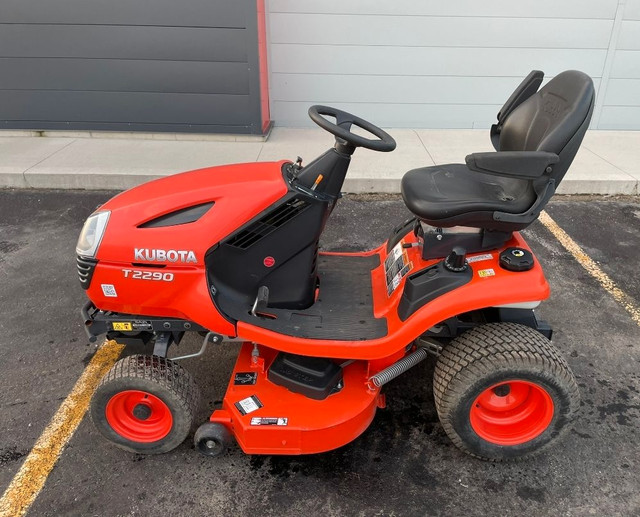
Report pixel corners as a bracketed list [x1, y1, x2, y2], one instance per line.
[385, 241, 413, 296]
[131, 320, 153, 331]
[250, 417, 288, 426]
[234, 372, 258, 385]
[234, 395, 263, 415]
[467, 253, 493, 263]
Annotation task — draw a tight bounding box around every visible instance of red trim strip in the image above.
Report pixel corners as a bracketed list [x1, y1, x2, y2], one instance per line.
[256, 0, 271, 133]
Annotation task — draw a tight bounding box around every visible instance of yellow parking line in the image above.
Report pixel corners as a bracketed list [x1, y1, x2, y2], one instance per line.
[539, 210, 640, 328]
[0, 340, 123, 517]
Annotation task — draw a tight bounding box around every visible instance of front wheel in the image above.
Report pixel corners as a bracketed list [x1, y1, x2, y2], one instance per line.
[433, 322, 579, 461]
[91, 355, 200, 454]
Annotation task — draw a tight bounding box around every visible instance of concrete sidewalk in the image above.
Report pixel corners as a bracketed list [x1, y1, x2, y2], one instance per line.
[0, 128, 638, 194]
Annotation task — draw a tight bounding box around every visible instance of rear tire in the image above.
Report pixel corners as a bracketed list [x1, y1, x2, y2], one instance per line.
[91, 354, 200, 454]
[433, 322, 579, 461]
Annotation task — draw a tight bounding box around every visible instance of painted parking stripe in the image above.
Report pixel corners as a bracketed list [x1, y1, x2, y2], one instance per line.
[0, 340, 123, 517]
[539, 210, 640, 328]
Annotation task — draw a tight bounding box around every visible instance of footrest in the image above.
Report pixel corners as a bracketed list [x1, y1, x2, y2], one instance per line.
[268, 353, 343, 400]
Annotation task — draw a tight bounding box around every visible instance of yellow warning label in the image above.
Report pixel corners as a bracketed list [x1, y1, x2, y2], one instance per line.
[112, 322, 132, 331]
[477, 269, 496, 278]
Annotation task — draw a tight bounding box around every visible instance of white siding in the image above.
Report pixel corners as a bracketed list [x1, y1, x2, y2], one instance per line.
[269, 47, 606, 78]
[625, 0, 640, 20]
[268, 0, 618, 19]
[611, 51, 640, 78]
[266, 0, 639, 129]
[598, 2, 640, 129]
[618, 21, 640, 49]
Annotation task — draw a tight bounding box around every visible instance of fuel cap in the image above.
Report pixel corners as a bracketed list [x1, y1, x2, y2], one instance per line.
[499, 247, 534, 272]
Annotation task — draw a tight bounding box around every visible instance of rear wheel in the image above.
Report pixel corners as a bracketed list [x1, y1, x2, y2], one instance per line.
[91, 355, 200, 454]
[433, 322, 579, 461]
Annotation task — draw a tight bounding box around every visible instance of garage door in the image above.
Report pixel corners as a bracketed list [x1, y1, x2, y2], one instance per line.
[0, 0, 269, 134]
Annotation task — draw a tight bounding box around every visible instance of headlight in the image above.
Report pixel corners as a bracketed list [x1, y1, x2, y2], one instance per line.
[76, 211, 110, 258]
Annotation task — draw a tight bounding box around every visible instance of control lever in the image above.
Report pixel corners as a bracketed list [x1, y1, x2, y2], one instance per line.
[251, 286, 271, 317]
[444, 246, 468, 272]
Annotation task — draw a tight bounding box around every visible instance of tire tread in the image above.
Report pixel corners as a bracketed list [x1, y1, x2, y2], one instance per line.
[433, 322, 579, 461]
[93, 354, 200, 454]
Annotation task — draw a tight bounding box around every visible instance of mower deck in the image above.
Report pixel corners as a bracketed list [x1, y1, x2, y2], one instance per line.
[234, 254, 388, 340]
[209, 342, 383, 455]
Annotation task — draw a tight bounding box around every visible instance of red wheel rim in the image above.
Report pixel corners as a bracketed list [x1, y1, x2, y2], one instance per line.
[469, 380, 554, 445]
[105, 390, 173, 443]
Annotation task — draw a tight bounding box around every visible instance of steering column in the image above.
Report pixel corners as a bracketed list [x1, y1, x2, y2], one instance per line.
[293, 105, 396, 197]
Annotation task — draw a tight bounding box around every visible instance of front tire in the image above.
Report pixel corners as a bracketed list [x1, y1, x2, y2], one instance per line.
[433, 322, 579, 461]
[91, 355, 200, 454]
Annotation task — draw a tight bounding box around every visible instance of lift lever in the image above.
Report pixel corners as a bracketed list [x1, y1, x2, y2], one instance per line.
[251, 286, 271, 318]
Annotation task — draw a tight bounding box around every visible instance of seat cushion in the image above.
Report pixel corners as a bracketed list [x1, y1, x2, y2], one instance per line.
[401, 163, 536, 227]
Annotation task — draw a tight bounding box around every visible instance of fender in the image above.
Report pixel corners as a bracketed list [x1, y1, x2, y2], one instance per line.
[235, 231, 549, 359]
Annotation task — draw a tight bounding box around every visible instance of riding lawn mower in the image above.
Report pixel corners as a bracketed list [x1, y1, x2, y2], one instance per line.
[78, 70, 594, 461]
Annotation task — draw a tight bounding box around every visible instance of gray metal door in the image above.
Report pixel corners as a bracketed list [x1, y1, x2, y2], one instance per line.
[0, 0, 267, 134]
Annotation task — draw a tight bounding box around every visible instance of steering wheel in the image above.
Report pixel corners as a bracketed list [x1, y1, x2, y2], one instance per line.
[308, 105, 396, 152]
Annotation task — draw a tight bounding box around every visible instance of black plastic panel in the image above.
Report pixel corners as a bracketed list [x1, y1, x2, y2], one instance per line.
[398, 261, 472, 321]
[422, 229, 511, 260]
[424, 308, 552, 340]
[386, 217, 417, 253]
[208, 192, 326, 310]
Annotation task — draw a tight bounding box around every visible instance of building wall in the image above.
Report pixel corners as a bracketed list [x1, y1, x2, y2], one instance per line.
[267, 0, 640, 129]
[600, 0, 640, 129]
[0, 0, 267, 134]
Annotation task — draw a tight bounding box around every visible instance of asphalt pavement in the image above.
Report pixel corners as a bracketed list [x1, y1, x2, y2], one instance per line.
[1, 190, 639, 516]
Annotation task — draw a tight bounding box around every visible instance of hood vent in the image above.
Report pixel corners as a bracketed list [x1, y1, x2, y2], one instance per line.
[227, 198, 310, 250]
[139, 202, 214, 228]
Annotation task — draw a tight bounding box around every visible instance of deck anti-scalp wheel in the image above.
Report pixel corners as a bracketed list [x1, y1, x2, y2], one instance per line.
[194, 422, 232, 457]
[433, 322, 579, 461]
[91, 354, 200, 454]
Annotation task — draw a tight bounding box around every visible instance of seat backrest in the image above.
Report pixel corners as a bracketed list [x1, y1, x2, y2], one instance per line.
[498, 70, 595, 185]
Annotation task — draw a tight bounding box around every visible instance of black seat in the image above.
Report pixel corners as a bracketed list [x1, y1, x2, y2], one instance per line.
[401, 70, 595, 232]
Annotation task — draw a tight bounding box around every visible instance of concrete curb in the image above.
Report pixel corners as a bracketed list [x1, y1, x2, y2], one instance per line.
[1, 128, 638, 194]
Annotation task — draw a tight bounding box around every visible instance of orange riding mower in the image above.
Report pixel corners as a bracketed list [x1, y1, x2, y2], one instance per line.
[78, 70, 593, 460]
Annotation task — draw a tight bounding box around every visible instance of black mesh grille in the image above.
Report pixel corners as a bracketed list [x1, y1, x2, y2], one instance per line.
[77, 255, 98, 290]
[226, 198, 310, 250]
